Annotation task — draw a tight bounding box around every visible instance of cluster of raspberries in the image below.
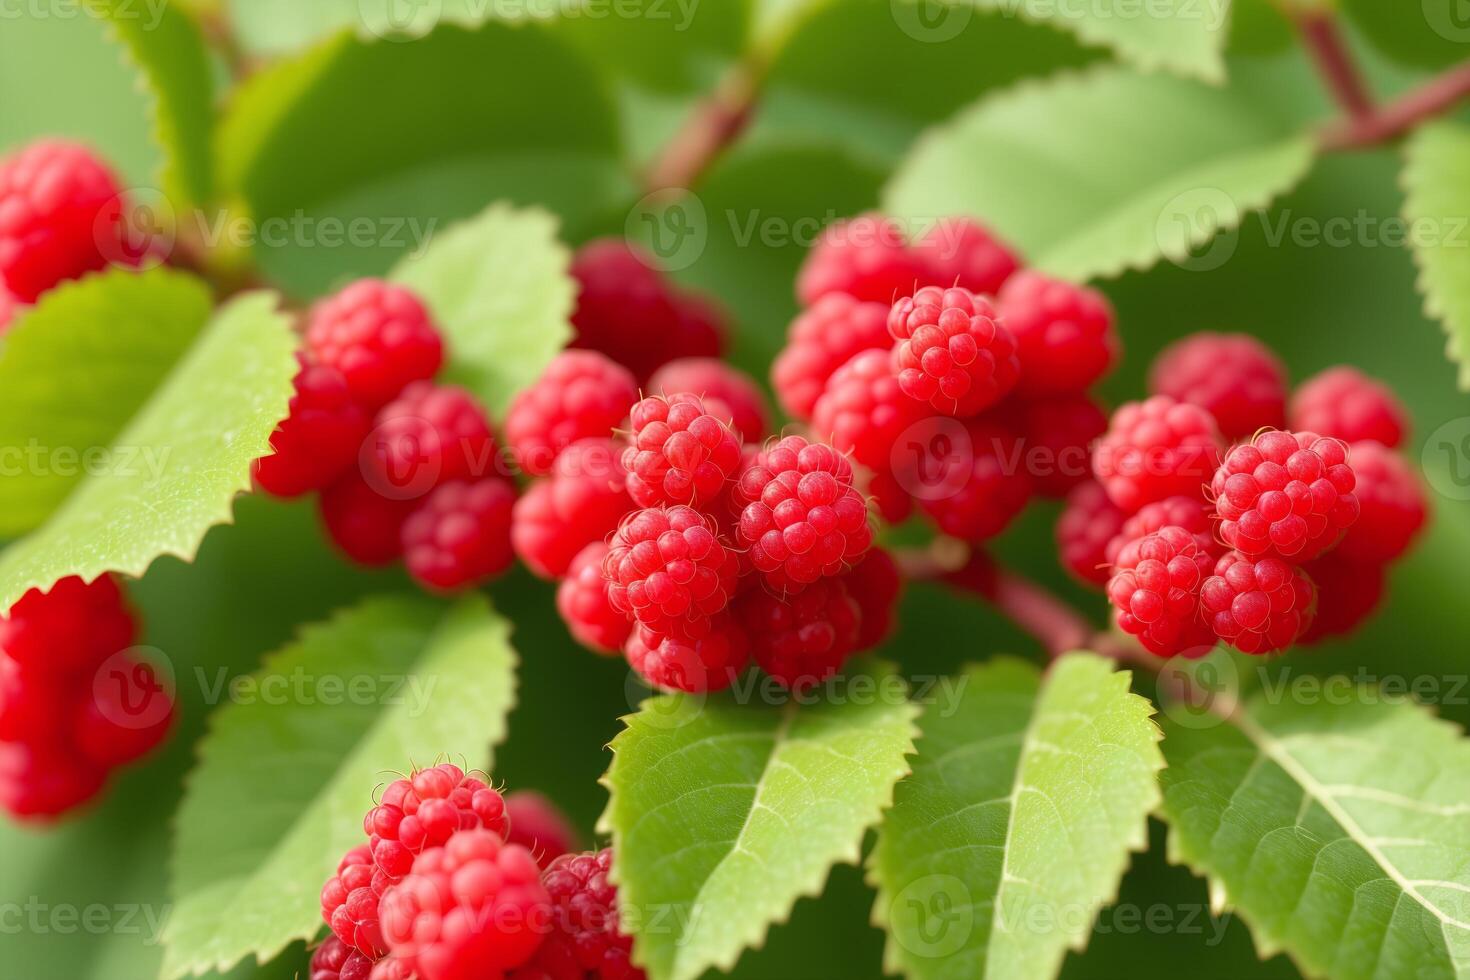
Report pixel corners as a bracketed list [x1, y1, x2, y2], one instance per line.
[314, 765, 640, 980]
[1057, 333, 1426, 656]
[0, 575, 174, 819]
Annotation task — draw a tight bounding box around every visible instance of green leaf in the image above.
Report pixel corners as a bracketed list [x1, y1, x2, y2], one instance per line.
[883, 63, 1321, 281]
[600, 660, 919, 980]
[0, 272, 296, 610]
[870, 654, 1163, 980]
[390, 203, 574, 417]
[1402, 120, 1470, 390]
[1342, 0, 1468, 71]
[162, 595, 519, 980]
[1160, 690, 1470, 979]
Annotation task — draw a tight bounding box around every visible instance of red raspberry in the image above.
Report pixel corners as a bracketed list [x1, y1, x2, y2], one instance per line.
[1148, 332, 1287, 440]
[1299, 553, 1385, 644]
[812, 348, 929, 472]
[319, 473, 414, 566]
[0, 573, 136, 676]
[1334, 440, 1427, 563]
[0, 284, 21, 335]
[380, 829, 549, 980]
[556, 543, 633, 656]
[73, 652, 175, 767]
[1106, 526, 1216, 657]
[624, 613, 750, 693]
[1105, 495, 1214, 566]
[1289, 366, 1407, 449]
[845, 548, 903, 649]
[996, 272, 1117, 396]
[306, 280, 444, 410]
[1003, 393, 1106, 498]
[365, 764, 510, 886]
[0, 741, 106, 820]
[890, 285, 1020, 416]
[668, 292, 728, 372]
[796, 212, 931, 306]
[363, 382, 497, 501]
[735, 578, 860, 690]
[734, 436, 873, 591]
[648, 357, 770, 444]
[311, 936, 375, 980]
[915, 419, 1032, 543]
[1056, 481, 1127, 588]
[1211, 430, 1359, 560]
[603, 506, 738, 639]
[1092, 396, 1223, 514]
[0, 653, 68, 743]
[505, 351, 637, 477]
[865, 467, 914, 526]
[369, 960, 415, 980]
[772, 293, 892, 422]
[504, 791, 580, 869]
[514, 848, 643, 980]
[912, 217, 1020, 297]
[1201, 552, 1316, 654]
[622, 393, 743, 507]
[402, 479, 517, 592]
[254, 354, 370, 498]
[322, 844, 388, 957]
[0, 140, 126, 302]
[512, 440, 631, 580]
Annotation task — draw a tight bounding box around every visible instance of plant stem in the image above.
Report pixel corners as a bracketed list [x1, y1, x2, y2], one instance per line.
[1296, 11, 1375, 120]
[1323, 60, 1470, 149]
[644, 67, 758, 192]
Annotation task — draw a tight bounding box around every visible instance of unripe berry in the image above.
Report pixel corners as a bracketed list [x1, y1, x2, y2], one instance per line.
[796, 212, 930, 306]
[648, 357, 770, 444]
[889, 285, 1020, 416]
[1201, 551, 1316, 654]
[997, 271, 1118, 396]
[912, 217, 1020, 297]
[306, 280, 443, 410]
[1290, 366, 1407, 449]
[504, 350, 637, 477]
[1106, 526, 1216, 657]
[1211, 430, 1359, 560]
[623, 392, 743, 508]
[772, 293, 892, 422]
[1092, 396, 1223, 514]
[1149, 332, 1287, 440]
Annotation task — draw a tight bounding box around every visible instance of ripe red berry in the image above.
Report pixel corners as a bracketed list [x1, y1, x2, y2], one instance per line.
[1093, 396, 1223, 514]
[772, 293, 892, 422]
[306, 280, 444, 410]
[796, 212, 930, 307]
[505, 351, 637, 477]
[1211, 430, 1359, 560]
[72, 652, 174, 767]
[401, 479, 517, 592]
[845, 548, 903, 649]
[365, 764, 509, 887]
[514, 848, 644, 980]
[0, 741, 106, 820]
[915, 419, 1032, 543]
[0, 573, 136, 676]
[865, 467, 915, 526]
[648, 357, 770, 444]
[254, 354, 370, 498]
[604, 505, 739, 639]
[322, 844, 388, 957]
[363, 382, 497, 501]
[889, 285, 1020, 416]
[504, 791, 580, 869]
[996, 272, 1117, 396]
[734, 435, 873, 591]
[1299, 553, 1386, 644]
[1056, 481, 1127, 588]
[912, 217, 1020, 298]
[1201, 551, 1316, 654]
[556, 543, 633, 656]
[1106, 526, 1216, 657]
[319, 473, 414, 566]
[624, 613, 750, 693]
[1003, 393, 1107, 498]
[735, 578, 860, 691]
[0, 653, 68, 744]
[812, 348, 929, 473]
[1148, 332, 1287, 440]
[1333, 440, 1427, 563]
[512, 439, 631, 580]
[379, 829, 549, 980]
[310, 936, 375, 980]
[623, 392, 743, 508]
[1289, 366, 1407, 449]
[0, 140, 126, 302]
[1105, 494, 1214, 567]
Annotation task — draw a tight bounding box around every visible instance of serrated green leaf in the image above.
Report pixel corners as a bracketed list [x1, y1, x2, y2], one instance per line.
[883, 63, 1320, 282]
[870, 654, 1162, 980]
[0, 272, 296, 610]
[1160, 691, 1470, 979]
[390, 203, 573, 417]
[1402, 121, 1470, 390]
[600, 660, 919, 980]
[162, 595, 519, 980]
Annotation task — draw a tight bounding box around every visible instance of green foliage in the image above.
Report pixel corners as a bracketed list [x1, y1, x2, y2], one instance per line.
[1341, 0, 1469, 71]
[1402, 121, 1470, 389]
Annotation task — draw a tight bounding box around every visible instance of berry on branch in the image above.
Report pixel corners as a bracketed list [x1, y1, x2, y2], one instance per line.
[915, 419, 1032, 543]
[811, 348, 929, 473]
[1092, 396, 1223, 514]
[796, 212, 931, 307]
[622, 392, 743, 508]
[772, 293, 892, 422]
[648, 357, 770, 444]
[363, 382, 497, 501]
[306, 280, 444, 410]
[310, 935, 374, 980]
[1299, 552, 1386, 644]
[1201, 551, 1316, 654]
[364, 763, 509, 886]
[996, 271, 1118, 397]
[603, 506, 739, 640]
[734, 578, 860, 691]
[1333, 439, 1427, 563]
[1289, 366, 1407, 449]
[322, 844, 387, 957]
[505, 351, 638, 477]
[513, 848, 643, 980]
[556, 543, 633, 656]
[319, 473, 414, 566]
[1056, 481, 1127, 588]
[624, 613, 750, 693]
[1002, 393, 1107, 498]
[1148, 332, 1287, 440]
[253, 355, 369, 498]
[512, 439, 631, 580]
[911, 217, 1020, 298]
[1106, 525, 1216, 657]
[889, 285, 1020, 416]
[1211, 430, 1359, 560]
[401, 479, 517, 592]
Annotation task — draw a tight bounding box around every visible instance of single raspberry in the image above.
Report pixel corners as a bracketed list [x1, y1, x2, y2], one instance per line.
[648, 357, 770, 444]
[1106, 526, 1217, 657]
[306, 280, 444, 410]
[733, 436, 873, 591]
[915, 419, 1032, 543]
[622, 393, 743, 508]
[735, 578, 860, 690]
[772, 293, 892, 422]
[1299, 553, 1385, 644]
[912, 217, 1020, 298]
[1333, 441, 1427, 563]
[556, 543, 633, 656]
[843, 549, 903, 650]
[1211, 430, 1359, 560]
[0, 284, 21, 335]
[365, 764, 510, 886]
[516, 848, 643, 980]
[402, 479, 517, 592]
[505, 791, 580, 869]
[254, 354, 370, 498]
[603, 506, 738, 639]
[889, 285, 1020, 416]
[1003, 393, 1106, 498]
[1289, 366, 1407, 449]
[624, 613, 750, 693]
[796, 212, 931, 307]
[0, 573, 136, 676]
[319, 473, 414, 566]
[310, 936, 375, 980]
[1056, 481, 1128, 588]
[1105, 495, 1214, 566]
[379, 829, 550, 980]
[322, 844, 388, 957]
[1148, 332, 1287, 440]
[0, 741, 106, 820]
[72, 652, 174, 767]
[512, 440, 631, 580]
[505, 351, 637, 477]
[0, 653, 68, 743]
[1201, 551, 1316, 654]
[812, 348, 929, 473]
[363, 382, 497, 501]
[996, 272, 1117, 396]
[1092, 396, 1223, 514]
[0, 140, 126, 302]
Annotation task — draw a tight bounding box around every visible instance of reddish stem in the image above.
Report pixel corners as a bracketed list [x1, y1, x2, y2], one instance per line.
[1296, 12, 1375, 120]
[644, 69, 757, 192]
[1324, 60, 1470, 150]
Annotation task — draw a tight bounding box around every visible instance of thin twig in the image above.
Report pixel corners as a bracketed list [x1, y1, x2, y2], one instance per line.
[644, 67, 758, 193]
[1295, 11, 1375, 120]
[1323, 60, 1470, 150]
